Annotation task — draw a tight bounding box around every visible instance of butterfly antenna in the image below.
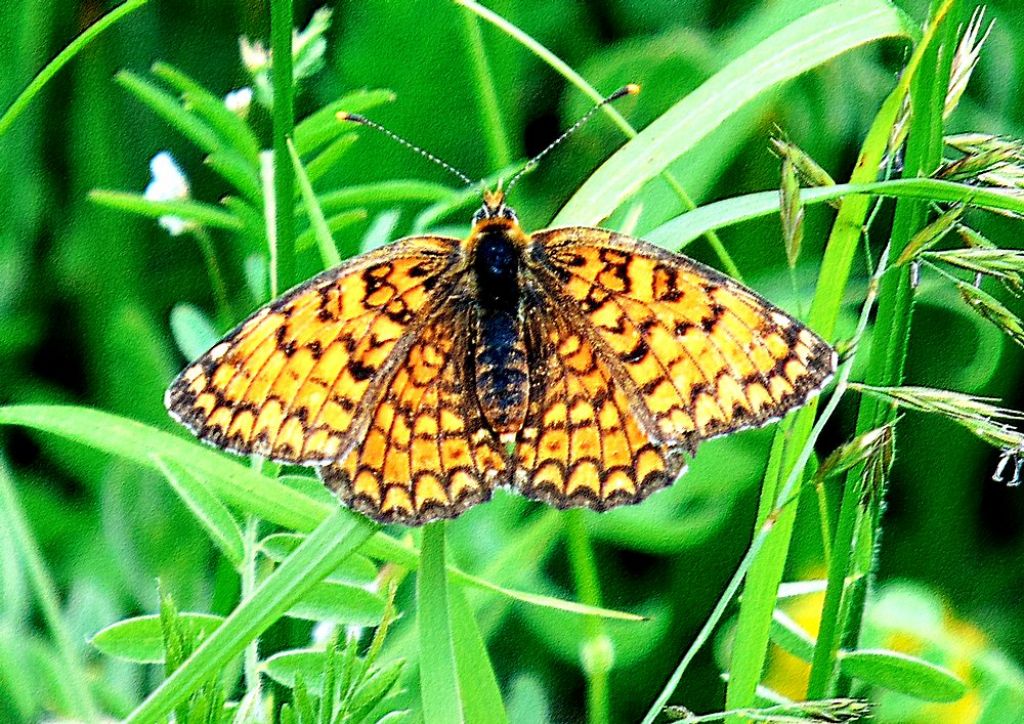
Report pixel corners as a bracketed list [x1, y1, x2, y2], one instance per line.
[338, 111, 475, 187]
[504, 84, 640, 193]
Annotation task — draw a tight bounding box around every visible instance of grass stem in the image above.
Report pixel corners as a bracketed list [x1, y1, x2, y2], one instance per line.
[0, 459, 101, 722]
[271, 0, 296, 291]
[565, 510, 611, 724]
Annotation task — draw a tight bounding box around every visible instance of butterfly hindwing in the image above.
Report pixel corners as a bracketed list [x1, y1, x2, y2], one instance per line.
[164, 236, 461, 464]
[527, 227, 836, 448]
[513, 301, 688, 510]
[320, 305, 509, 524]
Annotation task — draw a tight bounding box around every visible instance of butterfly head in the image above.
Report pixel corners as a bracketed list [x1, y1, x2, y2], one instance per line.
[472, 187, 519, 227]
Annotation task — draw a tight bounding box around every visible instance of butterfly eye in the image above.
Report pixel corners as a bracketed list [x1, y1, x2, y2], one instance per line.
[472, 206, 488, 224]
[500, 206, 518, 221]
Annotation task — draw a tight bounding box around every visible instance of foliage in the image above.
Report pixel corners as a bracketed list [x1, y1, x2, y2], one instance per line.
[1, 1, 1023, 722]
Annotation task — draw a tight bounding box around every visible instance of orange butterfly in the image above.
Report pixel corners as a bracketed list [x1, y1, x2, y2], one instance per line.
[166, 87, 835, 525]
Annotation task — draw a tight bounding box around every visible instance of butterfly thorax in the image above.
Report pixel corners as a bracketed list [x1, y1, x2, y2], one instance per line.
[467, 203, 531, 440]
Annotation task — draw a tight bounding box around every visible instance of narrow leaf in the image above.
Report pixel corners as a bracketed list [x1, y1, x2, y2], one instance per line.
[839, 649, 967, 702]
[288, 137, 341, 267]
[152, 455, 245, 567]
[417, 524, 464, 724]
[90, 190, 244, 230]
[91, 613, 224, 664]
[286, 580, 384, 625]
[554, 0, 911, 224]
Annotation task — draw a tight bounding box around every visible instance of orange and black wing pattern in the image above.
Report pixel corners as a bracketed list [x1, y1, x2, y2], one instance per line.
[526, 227, 836, 451]
[164, 236, 461, 465]
[513, 303, 688, 510]
[320, 305, 509, 524]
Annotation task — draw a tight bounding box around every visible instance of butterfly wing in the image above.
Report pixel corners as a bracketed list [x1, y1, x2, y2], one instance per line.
[526, 227, 836, 449]
[320, 304, 509, 524]
[165, 236, 462, 464]
[513, 297, 688, 510]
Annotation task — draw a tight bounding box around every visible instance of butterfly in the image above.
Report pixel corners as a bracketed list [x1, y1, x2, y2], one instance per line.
[165, 87, 836, 525]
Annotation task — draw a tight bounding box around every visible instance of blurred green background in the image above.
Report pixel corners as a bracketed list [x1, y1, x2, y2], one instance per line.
[1, 0, 1023, 721]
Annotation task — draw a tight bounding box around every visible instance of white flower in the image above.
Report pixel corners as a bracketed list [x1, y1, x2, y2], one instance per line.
[224, 87, 253, 118]
[239, 37, 269, 73]
[311, 620, 335, 647]
[144, 151, 192, 236]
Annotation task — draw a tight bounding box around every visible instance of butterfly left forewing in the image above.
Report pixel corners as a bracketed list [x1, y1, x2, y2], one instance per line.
[165, 236, 461, 464]
[526, 227, 836, 448]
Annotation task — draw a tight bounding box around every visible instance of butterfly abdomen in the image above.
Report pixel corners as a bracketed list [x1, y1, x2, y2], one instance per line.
[471, 225, 529, 436]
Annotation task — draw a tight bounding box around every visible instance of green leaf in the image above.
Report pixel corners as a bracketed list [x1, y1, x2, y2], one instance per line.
[261, 532, 378, 584]
[294, 88, 396, 155]
[450, 584, 509, 723]
[305, 132, 358, 184]
[206, 151, 263, 205]
[769, 609, 816, 663]
[89, 190, 244, 231]
[288, 137, 341, 268]
[125, 507, 377, 722]
[348, 659, 406, 722]
[169, 303, 219, 360]
[645, 179, 1024, 251]
[116, 70, 220, 154]
[90, 613, 224, 664]
[152, 61, 261, 165]
[262, 648, 327, 692]
[0, 0, 150, 136]
[152, 455, 245, 567]
[554, 0, 913, 224]
[417, 523, 465, 724]
[286, 580, 384, 625]
[295, 209, 367, 255]
[839, 648, 967, 702]
[318, 180, 453, 216]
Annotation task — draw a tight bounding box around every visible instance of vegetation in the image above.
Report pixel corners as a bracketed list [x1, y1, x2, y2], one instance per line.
[1, 0, 1023, 722]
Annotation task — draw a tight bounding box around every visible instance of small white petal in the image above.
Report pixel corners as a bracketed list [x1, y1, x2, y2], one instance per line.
[158, 215, 190, 237]
[311, 620, 335, 646]
[145, 151, 190, 202]
[224, 87, 253, 117]
[240, 37, 268, 73]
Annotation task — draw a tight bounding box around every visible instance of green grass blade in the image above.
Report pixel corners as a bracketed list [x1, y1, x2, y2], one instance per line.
[0, 405, 637, 622]
[0, 404, 331, 531]
[152, 61, 261, 165]
[116, 70, 220, 154]
[0, 0, 149, 136]
[125, 507, 375, 723]
[318, 180, 453, 216]
[553, 0, 912, 225]
[89, 189, 245, 231]
[0, 457, 100, 721]
[646, 179, 1024, 249]
[271, 0, 296, 290]
[459, 10, 511, 168]
[293, 88, 396, 155]
[418, 523, 465, 724]
[723, 5, 954, 719]
[450, 584, 509, 723]
[288, 137, 341, 268]
[152, 455, 245, 567]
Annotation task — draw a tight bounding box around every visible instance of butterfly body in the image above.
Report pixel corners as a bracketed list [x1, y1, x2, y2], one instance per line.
[166, 190, 836, 525]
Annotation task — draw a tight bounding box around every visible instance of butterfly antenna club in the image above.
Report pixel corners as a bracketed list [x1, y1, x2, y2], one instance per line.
[338, 111, 476, 186]
[504, 83, 639, 192]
